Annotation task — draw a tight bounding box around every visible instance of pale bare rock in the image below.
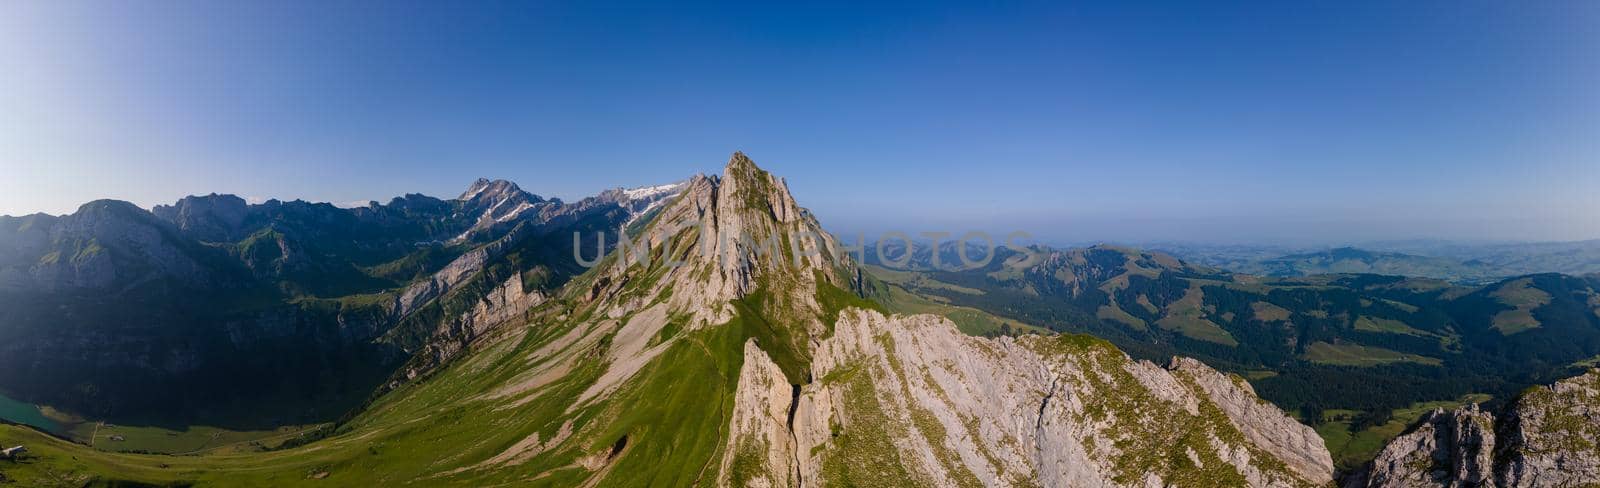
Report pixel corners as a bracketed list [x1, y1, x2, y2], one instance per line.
[746, 309, 1334, 488]
[1497, 369, 1600, 488]
[481, 319, 603, 405]
[495, 420, 574, 467]
[571, 304, 675, 409]
[1354, 405, 1496, 488]
[1169, 357, 1337, 482]
[446, 420, 575, 476]
[404, 270, 547, 381]
[1350, 369, 1600, 488]
[393, 241, 492, 318]
[720, 340, 800, 488]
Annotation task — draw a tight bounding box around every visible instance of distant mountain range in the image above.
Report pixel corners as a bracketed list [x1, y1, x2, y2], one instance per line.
[1202, 247, 1504, 284]
[1149, 241, 1600, 284]
[0, 177, 683, 423]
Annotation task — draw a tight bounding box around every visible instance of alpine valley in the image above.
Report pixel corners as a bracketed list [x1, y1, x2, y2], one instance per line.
[1, 154, 1598, 487]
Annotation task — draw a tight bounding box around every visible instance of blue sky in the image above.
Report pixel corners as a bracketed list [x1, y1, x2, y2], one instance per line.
[1, 1, 1596, 243]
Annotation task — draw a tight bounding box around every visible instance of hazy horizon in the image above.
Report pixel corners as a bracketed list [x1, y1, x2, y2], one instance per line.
[3, 1, 1596, 243]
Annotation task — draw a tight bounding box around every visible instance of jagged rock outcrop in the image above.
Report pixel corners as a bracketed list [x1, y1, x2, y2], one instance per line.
[577, 152, 847, 335]
[393, 222, 533, 320]
[722, 340, 802, 488]
[1498, 370, 1600, 487]
[727, 309, 1333, 487]
[152, 193, 250, 242]
[1351, 405, 1496, 488]
[1169, 357, 1337, 482]
[392, 268, 548, 384]
[466, 153, 1337, 487]
[1349, 369, 1600, 488]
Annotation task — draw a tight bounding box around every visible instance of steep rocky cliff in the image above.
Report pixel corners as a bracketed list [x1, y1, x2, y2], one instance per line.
[1349, 405, 1496, 488]
[417, 153, 1335, 486]
[1349, 369, 1600, 488]
[726, 309, 1333, 487]
[1498, 370, 1600, 486]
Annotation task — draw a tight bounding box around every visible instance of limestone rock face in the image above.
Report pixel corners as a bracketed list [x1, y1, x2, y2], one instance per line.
[721, 340, 800, 488]
[577, 151, 851, 333]
[1498, 370, 1600, 487]
[1169, 357, 1337, 482]
[722, 309, 1335, 488]
[1352, 405, 1496, 488]
[1349, 369, 1600, 488]
[394, 224, 520, 320]
[151, 193, 250, 242]
[401, 270, 547, 381]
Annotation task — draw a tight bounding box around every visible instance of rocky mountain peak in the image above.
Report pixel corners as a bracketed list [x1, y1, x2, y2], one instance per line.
[457, 178, 537, 204]
[4, 199, 224, 292]
[151, 193, 250, 242]
[452, 178, 547, 241]
[725, 150, 759, 173]
[74, 198, 148, 219]
[580, 153, 852, 327]
[475, 153, 1335, 487]
[720, 151, 802, 223]
[458, 177, 492, 200]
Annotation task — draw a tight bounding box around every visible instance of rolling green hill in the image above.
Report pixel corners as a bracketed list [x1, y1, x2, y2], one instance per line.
[1229, 247, 1506, 284]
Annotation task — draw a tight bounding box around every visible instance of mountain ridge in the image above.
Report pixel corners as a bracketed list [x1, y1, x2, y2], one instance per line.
[0, 175, 681, 423]
[0, 153, 1339, 487]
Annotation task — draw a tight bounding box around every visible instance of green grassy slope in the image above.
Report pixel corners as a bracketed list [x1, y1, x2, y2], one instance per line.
[0, 153, 867, 487]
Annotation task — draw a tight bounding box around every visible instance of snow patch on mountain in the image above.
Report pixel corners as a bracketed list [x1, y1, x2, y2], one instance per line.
[496, 202, 535, 223]
[622, 182, 684, 201]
